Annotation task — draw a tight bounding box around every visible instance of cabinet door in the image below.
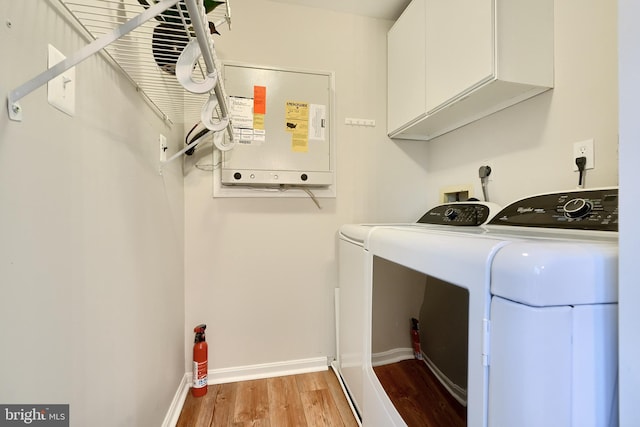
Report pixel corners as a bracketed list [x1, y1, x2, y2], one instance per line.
[425, 0, 493, 112]
[387, 0, 426, 134]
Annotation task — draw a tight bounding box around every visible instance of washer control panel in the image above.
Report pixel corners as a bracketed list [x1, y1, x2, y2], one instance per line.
[488, 188, 618, 231]
[417, 203, 495, 226]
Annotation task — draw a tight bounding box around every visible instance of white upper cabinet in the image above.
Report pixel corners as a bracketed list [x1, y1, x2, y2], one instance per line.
[388, 0, 554, 140]
[388, 0, 426, 134]
[425, 0, 493, 113]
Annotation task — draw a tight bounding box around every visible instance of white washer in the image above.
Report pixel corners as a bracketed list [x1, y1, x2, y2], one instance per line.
[336, 202, 501, 423]
[485, 189, 618, 427]
[353, 188, 618, 427]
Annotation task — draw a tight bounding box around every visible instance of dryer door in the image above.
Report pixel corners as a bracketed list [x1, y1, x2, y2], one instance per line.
[365, 227, 508, 426]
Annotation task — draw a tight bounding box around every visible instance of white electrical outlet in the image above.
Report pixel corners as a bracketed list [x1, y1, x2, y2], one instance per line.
[159, 134, 168, 162]
[47, 44, 76, 116]
[572, 139, 595, 171]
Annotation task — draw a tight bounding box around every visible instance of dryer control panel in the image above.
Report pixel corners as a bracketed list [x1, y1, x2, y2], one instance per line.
[488, 188, 618, 231]
[417, 203, 496, 226]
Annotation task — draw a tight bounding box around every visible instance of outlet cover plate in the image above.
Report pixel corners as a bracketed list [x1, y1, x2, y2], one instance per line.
[572, 139, 595, 171]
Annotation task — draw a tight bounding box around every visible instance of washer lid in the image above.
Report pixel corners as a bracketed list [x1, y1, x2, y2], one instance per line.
[491, 240, 618, 306]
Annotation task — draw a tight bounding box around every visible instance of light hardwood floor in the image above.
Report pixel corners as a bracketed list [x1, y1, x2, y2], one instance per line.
[177, 369, 359, 427]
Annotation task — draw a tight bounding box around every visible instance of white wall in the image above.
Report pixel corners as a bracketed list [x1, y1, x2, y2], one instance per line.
[0, 0, 621, 421]
[0, 2, 185, 426]
[184, 0, 431, 372]
[618, 0, 639, 424]
[185, 0, 618, 374]
[422, 0, 618, 206]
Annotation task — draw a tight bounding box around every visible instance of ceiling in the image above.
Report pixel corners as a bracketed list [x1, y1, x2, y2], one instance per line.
[267, 0, 411, 21]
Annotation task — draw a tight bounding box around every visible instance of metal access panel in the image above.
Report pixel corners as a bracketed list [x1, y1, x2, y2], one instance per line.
[221, 63, 333, 187]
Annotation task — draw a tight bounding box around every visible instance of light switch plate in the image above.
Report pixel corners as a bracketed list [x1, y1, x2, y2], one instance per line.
[47, 44, 76, 116]
[159, 134, 168, 162]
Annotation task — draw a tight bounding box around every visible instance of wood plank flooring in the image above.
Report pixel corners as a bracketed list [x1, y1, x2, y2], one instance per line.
[177, 369, 359, 427]
[374, 359, 466, 427]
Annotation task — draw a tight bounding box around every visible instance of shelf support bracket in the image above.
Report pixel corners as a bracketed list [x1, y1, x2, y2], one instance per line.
[6, 0, 181, 121]
[184, 0, 234, 142]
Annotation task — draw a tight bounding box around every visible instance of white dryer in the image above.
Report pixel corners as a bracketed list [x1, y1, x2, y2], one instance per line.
[336, 202, 501, 423]
[356, 188, 618, 427]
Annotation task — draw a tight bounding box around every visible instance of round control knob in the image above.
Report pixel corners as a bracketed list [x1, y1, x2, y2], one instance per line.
[563, 198, 592, 218]
[443, 208, 458, 220]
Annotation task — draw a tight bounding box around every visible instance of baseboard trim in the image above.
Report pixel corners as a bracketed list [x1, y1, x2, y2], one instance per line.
[206, 356, 330, 384]
[371, 347, 414, 367]
[162, 356, 329, 426]
[161, 373, 190, 427]
[423, 354, 467, 406]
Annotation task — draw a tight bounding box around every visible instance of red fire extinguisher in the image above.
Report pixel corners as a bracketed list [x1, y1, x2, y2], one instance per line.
[192, 324, 208, 397]
[411, 318, 423, 360]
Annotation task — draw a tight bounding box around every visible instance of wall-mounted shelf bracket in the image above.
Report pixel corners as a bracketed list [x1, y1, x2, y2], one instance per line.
[7, 0, 181, 122]
[183, 0, 233, 143]
[8, 0, 234, 166]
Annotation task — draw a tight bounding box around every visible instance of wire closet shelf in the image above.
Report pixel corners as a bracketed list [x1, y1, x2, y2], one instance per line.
[7, 0, 233, 144]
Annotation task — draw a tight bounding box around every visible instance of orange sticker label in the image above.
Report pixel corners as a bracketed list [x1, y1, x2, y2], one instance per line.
[254, 86, 266, 114]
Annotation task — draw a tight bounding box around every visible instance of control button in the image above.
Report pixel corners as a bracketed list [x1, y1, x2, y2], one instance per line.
[563, 198, 592, 219]
[301, 174, 308, 181]
[444, 208, 458, 220]
[233, 172, 242, 180]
